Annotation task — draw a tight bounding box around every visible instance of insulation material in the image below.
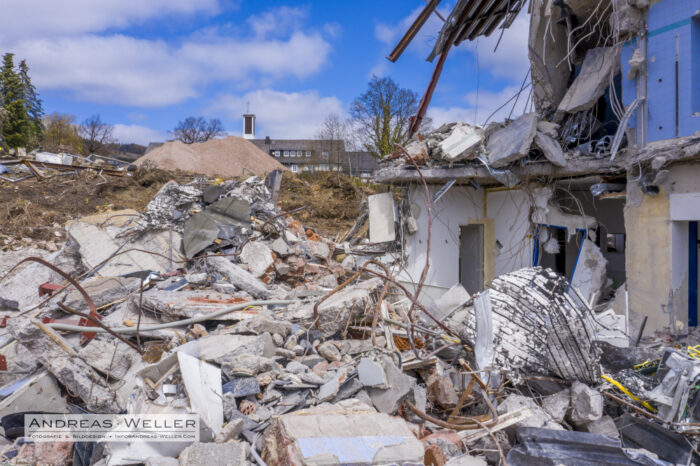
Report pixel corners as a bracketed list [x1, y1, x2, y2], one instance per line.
[449, 268, 601, 383]
[570, 239, 608, 304]
[368, 193, 396, 243]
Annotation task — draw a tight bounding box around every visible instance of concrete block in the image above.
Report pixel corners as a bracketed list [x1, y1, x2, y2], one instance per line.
[558, 47, 621, 114]
[207, 256, 270, 299]
[542, 389, 570, 423]
[178, 441, 248, 466]
[63, 276, 141, 311]
[240, 241, 274, 277]
[438, 123, 484, 161]
[357, 358, 388, 388]
[367, 355, 414, 414]
[270, 237, 292, 257]
[582, 415, 619, 439]
[570, 381, 603, 426]
[534, 132, 568, 167]
[262, 400, 424, 465]
[486, 113, 538, 168]
[78, 338, 140, 380]
[214, 419, 244, 443]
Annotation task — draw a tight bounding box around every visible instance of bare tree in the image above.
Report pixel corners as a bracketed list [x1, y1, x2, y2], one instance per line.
[170, 117, 225, 144]
[316, 113, 353, 177]
[79, 114, 114, 155]
[351, 76, 427, 159]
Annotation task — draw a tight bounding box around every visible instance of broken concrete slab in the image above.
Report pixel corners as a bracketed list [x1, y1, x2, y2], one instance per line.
[270, 237, 292, 257]
[367, 355, 414, 414]
[62, 276, 141, 311]
[262, 400, 424, 465]
[177, 352, 223, 440]
[582, 415, 619, 439]
[486, 113, 538, 168]
[357, 357, 389, 388]
[537, 121, 560, 138]
[214, 419, 244, 444]
[432, 283, 471, 322]
[557, 47, 621, 114]
[0, 370, 68, 424]
[178, 441, 248, 466]
[542, 389, 570, 423]
[289, 277, 384, 337]
[67, 210, 185, 276]
[570, 381, 603, 426]
[7, 317, 120, 413]
[239, 241, 274, 277]
[497, 394, 563, 430]
[534, 132, 568, 167]
[133, 289, 258, 322]
[438, 123, 485, 161]
[207, 256, 270, 299]
[570, 238, 608, 305]
[78, 338, 140, 380]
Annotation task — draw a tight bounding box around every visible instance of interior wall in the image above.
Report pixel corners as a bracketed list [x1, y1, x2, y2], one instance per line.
[487, 190, 534, 276]
[401, 184, 484, 291]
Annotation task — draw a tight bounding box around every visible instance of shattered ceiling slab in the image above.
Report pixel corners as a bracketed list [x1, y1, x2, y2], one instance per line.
[558, 47, 621, 114]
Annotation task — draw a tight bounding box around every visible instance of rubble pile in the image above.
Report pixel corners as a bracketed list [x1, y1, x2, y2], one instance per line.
[0, 174, 699, 465]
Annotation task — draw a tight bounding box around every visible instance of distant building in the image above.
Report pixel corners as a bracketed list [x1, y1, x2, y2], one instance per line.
[246, 115, 378, 178]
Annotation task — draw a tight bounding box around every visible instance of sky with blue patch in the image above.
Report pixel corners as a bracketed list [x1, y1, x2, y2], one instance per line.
[0, 1, 530, 145]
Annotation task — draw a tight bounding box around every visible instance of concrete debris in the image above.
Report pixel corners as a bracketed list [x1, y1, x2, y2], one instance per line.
[570, 381, 604, 426]
[4, 161, 700, 466]
[534, 132, 568, 167]
[558, 47, 622, 114]
[486, 113, 539, 168]
[178, 441, 248, 466]
[262, 400, 425, 465]
[438, 123, 485, 162]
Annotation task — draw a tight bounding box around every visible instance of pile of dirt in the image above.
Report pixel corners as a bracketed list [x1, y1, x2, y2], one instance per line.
[277, 172, 377, 237]
[0, 168, 193, 250]
[0, 169, 376, 249]
[135, 136, 286, 177]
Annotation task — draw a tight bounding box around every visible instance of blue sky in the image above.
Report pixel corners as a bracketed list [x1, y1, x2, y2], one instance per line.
[0, 1, 530, 145]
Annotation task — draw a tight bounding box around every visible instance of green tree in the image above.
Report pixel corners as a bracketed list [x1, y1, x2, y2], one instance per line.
[18, 59, 43, 147]
[0, 53, 32, 148]
[350, 76, 422, 158]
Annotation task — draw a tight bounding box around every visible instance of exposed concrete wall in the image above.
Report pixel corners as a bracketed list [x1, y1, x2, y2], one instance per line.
[625, 181, 672, 334]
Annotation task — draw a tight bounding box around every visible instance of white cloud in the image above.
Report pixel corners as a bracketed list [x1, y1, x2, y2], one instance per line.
[247, 6, 307, 39]
[113, 124, 165, 146]
[208, 89, 346, 139]
[429, 85, 531, 127]
[0, 0, 219, 38]
[6, 31, 331, 106]
[374, 4, 449, 56]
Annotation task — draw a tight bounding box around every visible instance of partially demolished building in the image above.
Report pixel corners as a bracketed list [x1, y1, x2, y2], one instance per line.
[377, 0, 700, 337]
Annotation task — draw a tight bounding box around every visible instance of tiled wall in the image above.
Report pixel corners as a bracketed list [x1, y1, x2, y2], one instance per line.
[621, 0, 700, 142]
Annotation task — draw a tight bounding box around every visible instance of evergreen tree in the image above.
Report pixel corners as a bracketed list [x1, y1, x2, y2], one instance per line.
[0, 53, 31, 148]
[18, 59, 43, 147]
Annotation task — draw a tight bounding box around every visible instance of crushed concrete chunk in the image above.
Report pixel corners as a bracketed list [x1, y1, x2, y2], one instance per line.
[207, 256, 270, 299]
[438, 123, 484, 161]
[262, 400, 424, 465]
[534, 132, 568, 167]
[582, 415, 619, 439]
[63, 276, 141, 311]
[178, 441, 248, 466]
[270, 237, 292, 256]
[214, 419, 244, 443]
[536, 121, 560, 138]
[497, 394, 563, 430]
[357, 358, 388, 388]
[7, 318, 120, 413]
[558, 47, 621, 114]
[240, 241, 274, 277]
[486, 113, 538, 168]
[78, 338, 139, 380]
[570, 381, 603, 426]
[367, 355, 414, 414]
[542, 389, 570, 423]
[134, 289, 256, 321]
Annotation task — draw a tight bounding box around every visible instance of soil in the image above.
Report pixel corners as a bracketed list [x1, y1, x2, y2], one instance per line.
[0, 168, 376, 250]
[277, 172, 377, 237]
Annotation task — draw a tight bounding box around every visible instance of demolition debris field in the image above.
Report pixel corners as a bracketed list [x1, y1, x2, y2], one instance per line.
[0, 168, 375, 249]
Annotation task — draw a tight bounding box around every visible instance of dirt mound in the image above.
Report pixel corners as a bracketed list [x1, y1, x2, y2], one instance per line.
[277, 173, 377, 237]
[135, 136, 286, 177]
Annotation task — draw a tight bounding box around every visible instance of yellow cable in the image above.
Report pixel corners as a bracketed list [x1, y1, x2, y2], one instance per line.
[602, 374, 657, 413]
